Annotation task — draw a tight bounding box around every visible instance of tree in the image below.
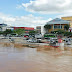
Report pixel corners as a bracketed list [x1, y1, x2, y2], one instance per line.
[14, 29, 25, 35]
[0, 31, 3, 35]
[29, 31, 37, 35]
[44, 24, 51, 33]
[0, 26, 2, 31]
[3, 29, 13, 36]
[64, 24, 70, 31]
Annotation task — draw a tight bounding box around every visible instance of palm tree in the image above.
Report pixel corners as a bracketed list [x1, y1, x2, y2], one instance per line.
[44, 24, 51, 33]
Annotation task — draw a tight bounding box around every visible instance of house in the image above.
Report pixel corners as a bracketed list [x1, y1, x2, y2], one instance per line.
[45, 18, 70, 32]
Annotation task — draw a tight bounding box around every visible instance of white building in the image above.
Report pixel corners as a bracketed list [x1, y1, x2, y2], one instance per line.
[0, 23, 7, 31]
[36, 26, 46, 36]
[41, 26, 46, 36]
[6, 26, 14, 31]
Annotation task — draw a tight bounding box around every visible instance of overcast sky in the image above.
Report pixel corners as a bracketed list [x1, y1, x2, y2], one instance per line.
[0, 0, 72, 28]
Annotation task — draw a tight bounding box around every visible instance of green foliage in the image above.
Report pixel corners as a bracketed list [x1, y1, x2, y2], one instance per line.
[29, 31, 36, 35]
[3, 29, 13, 36]
[44, 24, 51, 30]
[64, 32, 72, 36]
[0, 26, 2, 28]
[44, 24, 51, 33]
[51, 29, 72, 36]
[51, 29, 65, 34]
[64, 24, 70, 30]
[14, 29, 25, 35]
[0, 31, 3, 34]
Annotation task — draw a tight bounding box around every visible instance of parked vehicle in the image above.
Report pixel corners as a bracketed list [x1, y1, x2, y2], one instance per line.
[66, 41, 71, 45]
[24, 35, 29, 37]
[44, 34, 56, 39]
[35, 34, 42, 39]
[62, 38, 71, 45]
[27, 38, 37, 43]
[37, 39, 42, 43]
[47, 37, 51, 42]
[11, 33, 18, 37]
[65, 38, 71, 45]
[50, 38, 58, 44]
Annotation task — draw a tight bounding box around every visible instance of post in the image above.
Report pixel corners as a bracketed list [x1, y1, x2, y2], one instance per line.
[60, 24, 61, 29]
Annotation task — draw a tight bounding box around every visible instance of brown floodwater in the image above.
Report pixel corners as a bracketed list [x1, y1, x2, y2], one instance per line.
[0, 43, 72, 72]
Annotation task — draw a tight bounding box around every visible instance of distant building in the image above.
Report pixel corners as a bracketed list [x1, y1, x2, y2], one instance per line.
[36, 26, 41, 34]
[61, 16, 72, 28]
[45, 18, 70, 32]
[41, 26, 46, 36]
[14, 27, 34, 33]
[36, 26, 46, 36]
[0, 23, 7, 31]
[6, 26, 14, 31]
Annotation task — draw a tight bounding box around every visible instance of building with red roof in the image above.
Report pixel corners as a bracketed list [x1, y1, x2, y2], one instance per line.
[14, 27, 34, 33]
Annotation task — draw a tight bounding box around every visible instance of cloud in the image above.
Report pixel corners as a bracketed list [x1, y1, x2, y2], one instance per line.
[56, 13, 72, 18]
[0, 13, 51, 28]
[16, 5, 23, 9]
[22, 0, 72, 14]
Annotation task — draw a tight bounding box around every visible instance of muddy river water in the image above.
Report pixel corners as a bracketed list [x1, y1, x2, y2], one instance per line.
[0, 43, 72, 72]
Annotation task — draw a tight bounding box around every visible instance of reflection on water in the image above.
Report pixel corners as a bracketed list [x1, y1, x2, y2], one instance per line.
[0, 43, 72, 72]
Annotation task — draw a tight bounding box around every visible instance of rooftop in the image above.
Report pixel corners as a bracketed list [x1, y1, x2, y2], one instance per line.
[47, 18, 70, 25]
[0, 23, 7, 27]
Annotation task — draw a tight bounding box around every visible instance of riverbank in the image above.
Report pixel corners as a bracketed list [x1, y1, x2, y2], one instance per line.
[0, 37, 72, 51]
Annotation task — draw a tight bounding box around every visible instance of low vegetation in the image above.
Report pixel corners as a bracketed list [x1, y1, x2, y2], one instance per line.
[0, 29, 25, 36]
[51, 29, 72, 37]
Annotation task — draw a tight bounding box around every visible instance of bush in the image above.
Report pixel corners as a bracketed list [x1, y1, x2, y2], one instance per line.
[51, 29, 72, 37]
[64, 32, 72, 36]
[51, 29, 65, 34]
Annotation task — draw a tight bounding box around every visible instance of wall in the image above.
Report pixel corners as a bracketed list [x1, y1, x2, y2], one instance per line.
[62, 16, 72, 21]
[48, 24, 67, 32]
[36, 26, 41, 33]
[48, 25, 53, 32]
[41, 26, 46, 36]
[2, 26, 7, 31]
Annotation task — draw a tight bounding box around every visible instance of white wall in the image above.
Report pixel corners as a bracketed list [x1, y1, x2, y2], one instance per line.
[2, 26, 7, 31]
[41, 26, 46, 36]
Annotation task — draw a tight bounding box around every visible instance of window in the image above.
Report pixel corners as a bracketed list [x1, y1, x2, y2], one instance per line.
[37, 27, 41, 29]
[54, 25, 62, 29]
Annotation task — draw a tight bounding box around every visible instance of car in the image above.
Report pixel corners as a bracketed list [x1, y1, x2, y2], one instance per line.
[65, 39, 71, 45]
[37, 39, 42, 43]
[27, 39, 33, 42]
[50, 38, 58, 44]
[24, 35, 29, 38]
[63, 38, 71, 42]
[47, 38, 51, 42]
[66, 41, 71, 45]
[27, 38, 37, 43]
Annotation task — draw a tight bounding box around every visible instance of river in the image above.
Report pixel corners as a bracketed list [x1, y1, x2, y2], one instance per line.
[0, 43, 72, 72]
